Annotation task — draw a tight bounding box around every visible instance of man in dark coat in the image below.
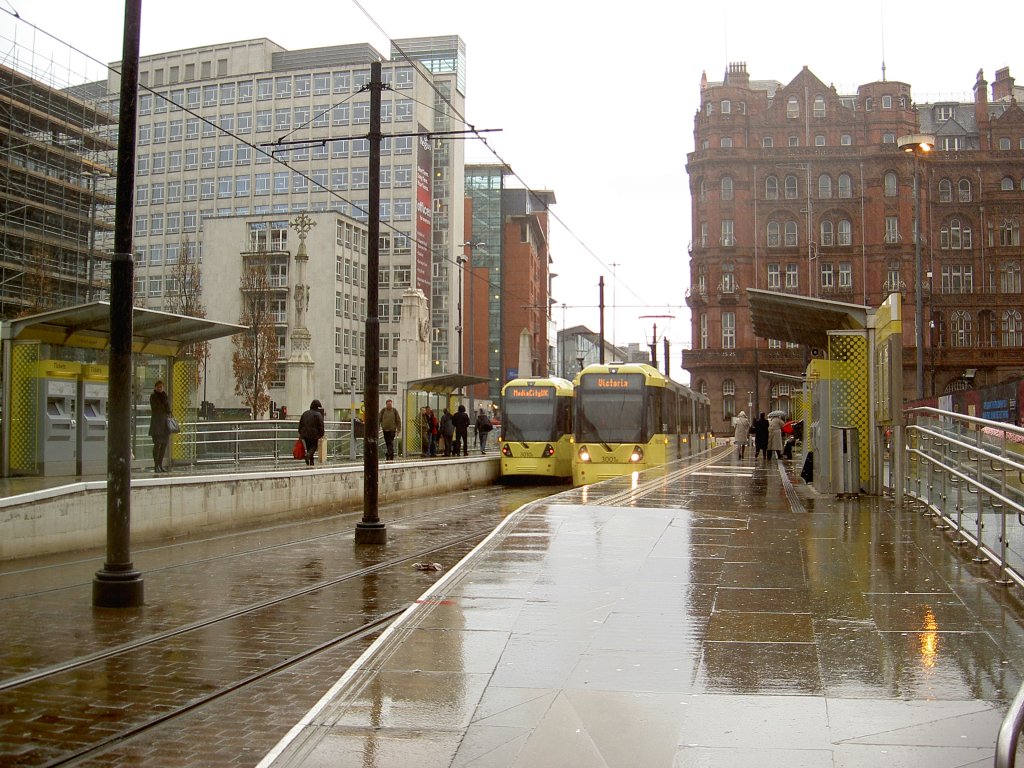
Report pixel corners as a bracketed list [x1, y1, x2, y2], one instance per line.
[148, 380, 171, 473]
[451, 404, 470, 456]
[298, 399, 325, 466]
[753, 412, 770, 460]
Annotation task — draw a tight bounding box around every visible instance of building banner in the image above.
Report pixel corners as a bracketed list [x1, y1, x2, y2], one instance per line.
[415, 128, 433, 296]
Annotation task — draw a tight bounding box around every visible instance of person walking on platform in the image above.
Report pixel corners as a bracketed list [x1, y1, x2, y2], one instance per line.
[733, 411, 750, 459]
[768, 413, 785, 459]
[452, 404, 470, 456]
[753, 412, 769, 460]
[475, 408, 493, 454]
[298, 399, 325, 466]
[379, 399, 401, 461]
[440, 408, 455, 456]
[148, 380, 171, 473]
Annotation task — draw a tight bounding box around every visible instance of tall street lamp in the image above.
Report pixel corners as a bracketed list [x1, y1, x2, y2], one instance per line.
[897, 134, 935, 400]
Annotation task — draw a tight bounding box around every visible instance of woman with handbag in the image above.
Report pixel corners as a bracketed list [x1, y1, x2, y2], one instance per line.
[149, 380, 171, 473]
[298, 399, 325, 466]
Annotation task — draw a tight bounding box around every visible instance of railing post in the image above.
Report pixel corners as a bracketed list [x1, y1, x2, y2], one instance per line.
[973, 426, 986, 564]
[996, 429, 1013, 585]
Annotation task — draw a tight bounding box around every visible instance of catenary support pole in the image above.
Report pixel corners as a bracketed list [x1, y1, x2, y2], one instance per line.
[94, 0, 144, 607]
[355, 61, 386, 545]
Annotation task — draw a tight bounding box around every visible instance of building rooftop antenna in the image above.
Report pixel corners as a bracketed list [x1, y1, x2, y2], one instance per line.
[880, 0, 887, 82]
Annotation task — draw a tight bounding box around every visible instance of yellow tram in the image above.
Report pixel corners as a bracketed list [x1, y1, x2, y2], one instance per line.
[571, 363, 710, 486]
[499, 377, 575, 481]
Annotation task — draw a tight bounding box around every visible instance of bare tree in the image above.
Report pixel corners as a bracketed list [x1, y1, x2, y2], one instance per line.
[231, 254, 279, 419]
[166, 237, 209, 373]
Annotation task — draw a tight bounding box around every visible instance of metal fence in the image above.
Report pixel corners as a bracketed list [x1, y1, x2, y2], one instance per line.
[155, 419, 380, 469]
[904, 407, 1024, 587]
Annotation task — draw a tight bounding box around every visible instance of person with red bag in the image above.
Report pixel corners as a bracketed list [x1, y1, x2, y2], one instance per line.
[298, 399, 325, 466]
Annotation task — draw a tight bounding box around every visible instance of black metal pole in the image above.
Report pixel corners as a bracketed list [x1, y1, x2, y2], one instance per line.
[664, 337, 670, 378]
[598, 276, 605, 364]
[93, 0, 144, 607]
[355, 61, 386, 544]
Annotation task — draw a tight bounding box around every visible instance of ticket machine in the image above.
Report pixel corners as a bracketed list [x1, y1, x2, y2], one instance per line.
[78, 364, 108, 475]
[36, 360, 81, 476]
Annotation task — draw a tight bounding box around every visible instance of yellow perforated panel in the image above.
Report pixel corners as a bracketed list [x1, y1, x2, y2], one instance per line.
[828, 333, 870, 484]
[9, 342, 39, 474]
[171, 359, 198, 461]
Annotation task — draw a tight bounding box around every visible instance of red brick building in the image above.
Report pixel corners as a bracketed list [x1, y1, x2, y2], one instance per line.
[685, 63, 1024, 433]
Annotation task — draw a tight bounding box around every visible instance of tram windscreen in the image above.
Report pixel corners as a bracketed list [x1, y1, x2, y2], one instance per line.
[503, 386, 558, 441]
[576, 373, 645, 443]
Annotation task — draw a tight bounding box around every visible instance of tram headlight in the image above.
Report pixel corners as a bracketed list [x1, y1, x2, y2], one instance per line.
[629, 446, 644, 463]
[542, 444, 555, 458]
[577, 445, 592, 463]
[501, 443, 512, 457]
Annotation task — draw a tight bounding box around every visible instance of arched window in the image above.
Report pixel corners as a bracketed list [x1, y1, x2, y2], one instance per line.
[813, 95, 826, 117]
[959, 178, 972, 202]
[884, 171, 898, 197]
[950, 310, 973, 348]
[787, 96, 799, 119]
[784, 175, 798, 199]
[838, 173, 852, 198]
[721, 176, 734, 201]
[838, 219, 852, 246]
[818, 174, 833, 198]
[938, 178, 952, 202]
[767, 221, 780, 247]
[1003, 310, 1023, 347]
[1001, 262, 1021, 293]
[941, 218, 972, 250]
[765, 175, 779, 199]
[722, 378, 736, 419]
[1002, 176, 1015, 191]
[998, 220, 1020, 247]
[820, 220, 834, 246]
[698, 178, 707, 201]
[784, 220, 798, 247]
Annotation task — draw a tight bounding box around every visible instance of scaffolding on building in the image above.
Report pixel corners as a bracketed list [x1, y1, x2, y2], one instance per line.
[0, 33, 116, 320]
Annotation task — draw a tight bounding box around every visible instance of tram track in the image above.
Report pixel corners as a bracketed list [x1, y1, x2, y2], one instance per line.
[0, 484, 560, 767]
[0, 495, 511, 602]
[35, 608, 405, 768]
[0, 524, 500, 693]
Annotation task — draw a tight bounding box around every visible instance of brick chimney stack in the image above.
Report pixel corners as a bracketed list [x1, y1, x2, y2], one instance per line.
[725, 62, 750, 88]
[993, 67, 1015, 101]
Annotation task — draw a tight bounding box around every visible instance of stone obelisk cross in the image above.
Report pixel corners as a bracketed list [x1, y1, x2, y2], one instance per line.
[285, 212, 316, 420]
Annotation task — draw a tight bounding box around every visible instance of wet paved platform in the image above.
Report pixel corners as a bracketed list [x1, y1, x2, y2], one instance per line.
[260, 449, 1024, 767]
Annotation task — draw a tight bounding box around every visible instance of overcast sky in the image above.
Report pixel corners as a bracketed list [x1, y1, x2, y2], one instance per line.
[4, 0, 1022, 382]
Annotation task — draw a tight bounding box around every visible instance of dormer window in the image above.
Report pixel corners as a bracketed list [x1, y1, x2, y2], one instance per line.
[937, 105, 954, 121]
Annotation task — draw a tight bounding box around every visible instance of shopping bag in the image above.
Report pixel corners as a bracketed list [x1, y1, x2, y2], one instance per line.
[167, 416, 181, 434]
[293, 439, 306, 460]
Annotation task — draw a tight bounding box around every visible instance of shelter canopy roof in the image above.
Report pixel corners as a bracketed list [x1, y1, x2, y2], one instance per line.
[0, 301, 245, 357]
[747, 288, 869, 350]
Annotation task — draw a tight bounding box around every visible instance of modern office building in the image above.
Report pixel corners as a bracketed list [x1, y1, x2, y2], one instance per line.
[86, 35, 466, 411]
[685, 63, 1024, 432]
[463, 164, 556, 400]
[0, 63, 116, 317]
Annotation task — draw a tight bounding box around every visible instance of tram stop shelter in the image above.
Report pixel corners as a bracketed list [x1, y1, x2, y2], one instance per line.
[401, 373, 490, 456]
[746, 288, 903, 497]
[0, 301, 245, 478]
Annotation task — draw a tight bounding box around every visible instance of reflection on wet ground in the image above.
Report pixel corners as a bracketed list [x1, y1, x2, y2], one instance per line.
[267, 451, 1024, 767]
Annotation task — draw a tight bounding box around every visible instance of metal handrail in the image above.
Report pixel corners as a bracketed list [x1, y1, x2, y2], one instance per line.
[163, 419, 378, 468]
[904, 408, 1024, 767]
